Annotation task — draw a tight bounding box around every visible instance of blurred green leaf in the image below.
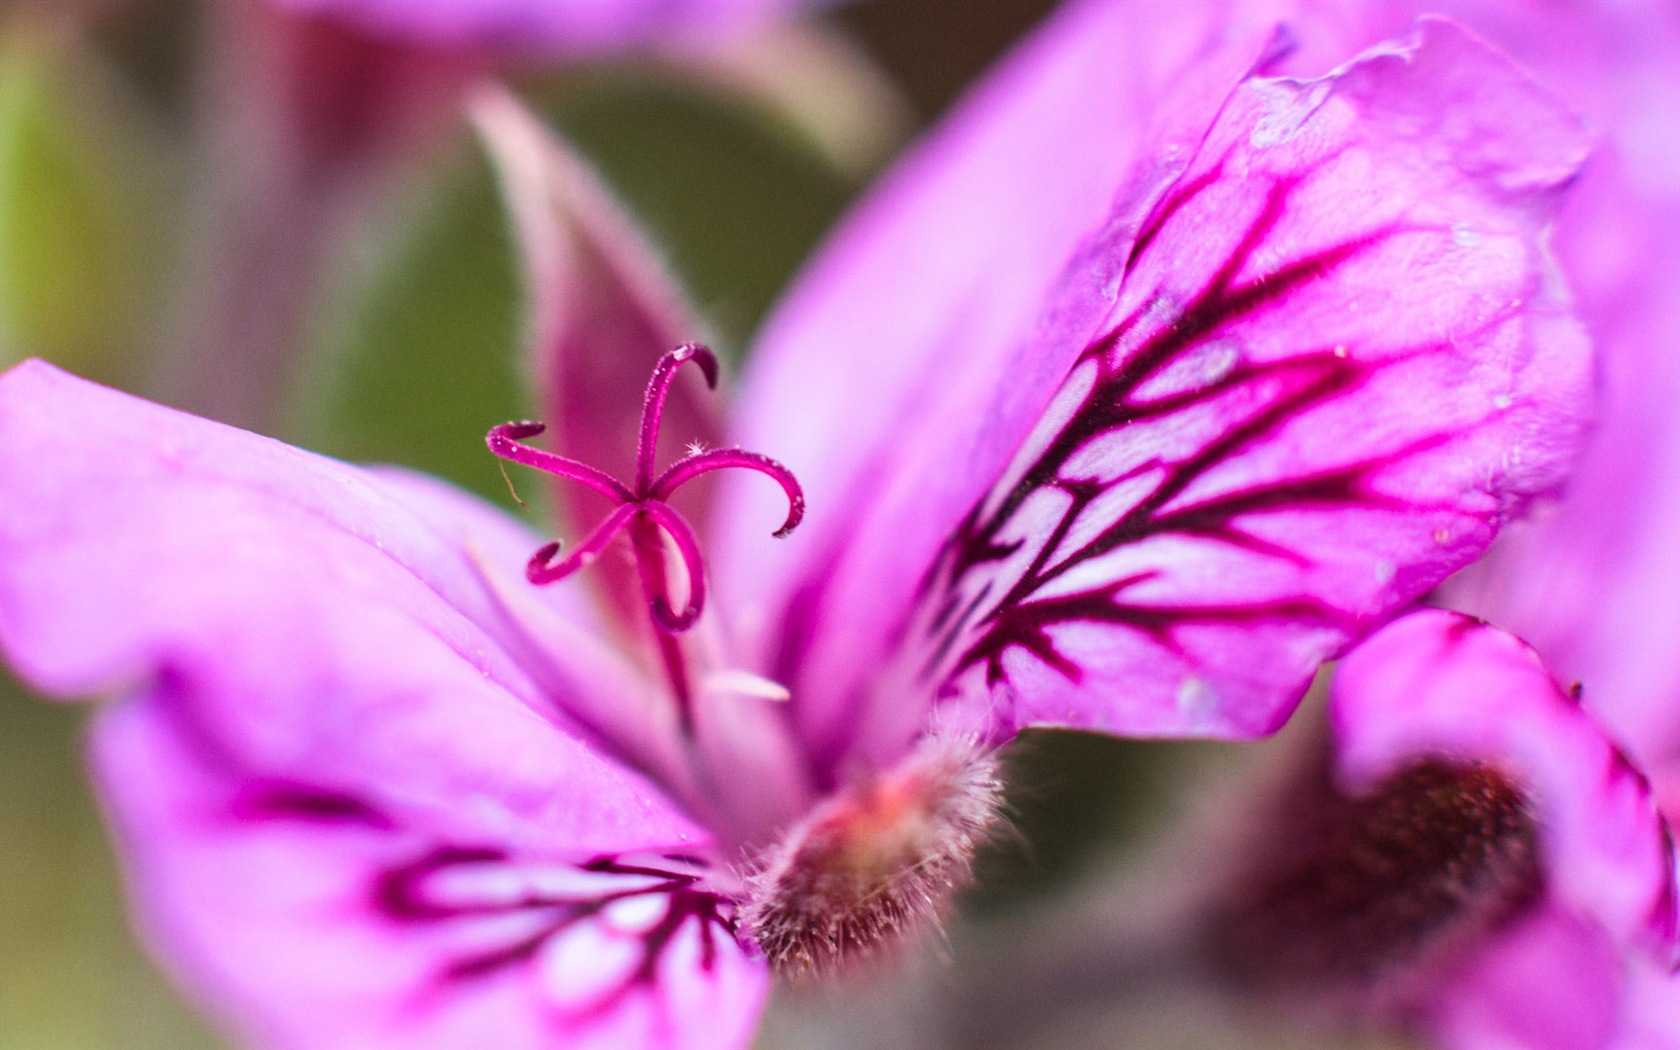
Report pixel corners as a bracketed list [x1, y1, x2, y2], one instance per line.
[0, 20, 170, 380]
[285, 143, 527, 501]
[0, 674, 223, 1049]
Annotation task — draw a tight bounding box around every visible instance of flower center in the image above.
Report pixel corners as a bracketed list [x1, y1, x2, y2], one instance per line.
[487, 343, 804, 724]
[741, 735, 1005, 979]
[1207, 755, 1543, 994]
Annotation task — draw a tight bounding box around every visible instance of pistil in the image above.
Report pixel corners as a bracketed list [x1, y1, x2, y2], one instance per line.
[487, 343, 804, 728]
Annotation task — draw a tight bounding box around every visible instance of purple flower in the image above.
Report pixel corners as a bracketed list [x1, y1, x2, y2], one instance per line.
[1215, 610, 1678, 1046]
[268, 0, 819, 55]
[0, 6, 1595, 1047]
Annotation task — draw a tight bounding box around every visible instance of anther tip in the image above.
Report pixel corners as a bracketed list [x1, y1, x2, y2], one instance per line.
[772, 515, 802, 540]
[672, 342, 720, 390]
[525, 541, 562, 584]
[652, 596, 702, 633]
[772, 495, 805, 539]
[489, 420, 547, 447]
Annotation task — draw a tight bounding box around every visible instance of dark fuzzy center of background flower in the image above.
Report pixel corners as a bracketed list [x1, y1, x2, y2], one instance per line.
[1205, 755, 1543, 994]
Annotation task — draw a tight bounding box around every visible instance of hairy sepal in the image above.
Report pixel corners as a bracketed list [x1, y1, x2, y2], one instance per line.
[742, 736, 1004, 980]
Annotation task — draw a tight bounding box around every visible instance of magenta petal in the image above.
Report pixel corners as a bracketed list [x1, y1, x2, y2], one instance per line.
[0, 360, 767, 1045]
[0, 361, 673, 843]
[1330, 610, 1678, 960]
[94, 693, 767, 1050]
[1429, 901, 1680, 1050]
[1429, 905, 1624, 1050]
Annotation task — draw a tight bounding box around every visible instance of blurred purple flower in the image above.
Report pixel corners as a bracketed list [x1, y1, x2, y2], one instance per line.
[270, 0, 822, 56]
[166, 0, 831, 430]
[0, 4, 1595, 1047]
[1217, 610, 1678, 1047]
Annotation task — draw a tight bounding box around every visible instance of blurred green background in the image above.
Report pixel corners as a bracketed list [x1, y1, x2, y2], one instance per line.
[0, 1, 1271, 1046]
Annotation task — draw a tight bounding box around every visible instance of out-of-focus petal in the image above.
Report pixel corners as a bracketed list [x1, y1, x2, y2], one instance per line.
[754, 18, 1592, 766]
[270, 0, 820, 56]
[1429, 905, 1623, 1050]
[1611, 947, 1680, 1050]
[1330, 610, 1678, 961]
[0, 360, 681, 839]
[661, 20, 912, 177]
[1432, 900, 1680, 1050]
[94, 691, 766, 1050]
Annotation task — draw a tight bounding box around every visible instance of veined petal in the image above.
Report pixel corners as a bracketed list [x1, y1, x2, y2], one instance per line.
[94, 692, 766, 1050]
[713, 0, 1289, 759]
[0, 360, 681, 847]
[1329, 611, 1678, 964]
[768, 19, 1592, 764]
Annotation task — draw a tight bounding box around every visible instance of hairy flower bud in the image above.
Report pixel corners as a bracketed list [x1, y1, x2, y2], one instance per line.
[742, 736, 1005, 979]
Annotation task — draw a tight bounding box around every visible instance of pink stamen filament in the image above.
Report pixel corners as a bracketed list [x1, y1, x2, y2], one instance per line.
[651, 449, 805, 538]
[629, 512, 697, 729]
[634, 501, 709, 632]
[637, 343, 718, 495]
[488, 422, 633, 505]
[525, 502, 638, 585]
[486, 345, 804, 722]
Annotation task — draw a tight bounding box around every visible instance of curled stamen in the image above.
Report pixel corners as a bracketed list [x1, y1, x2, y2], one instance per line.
[487, 422, 633, 504]
[637, 344, 719, 494]
[636, 501, 709, 632]
[526, 503, 638, 585]
[651, 448, 805, 538]
[485, 343, 804, 652]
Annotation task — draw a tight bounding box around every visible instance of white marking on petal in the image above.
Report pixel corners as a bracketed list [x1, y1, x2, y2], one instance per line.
[523, 866, 663, 901]
[604, 892, 672, 936]
[662, 915, 705, 979]
[426, 864, 527, 907]
[1249, 79, 1331, 147]
[1176, 676, 1217, 724]
[423, 862, 668, 908]
[702, 669, 792, 703]
[539, 920, 642, 1011]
